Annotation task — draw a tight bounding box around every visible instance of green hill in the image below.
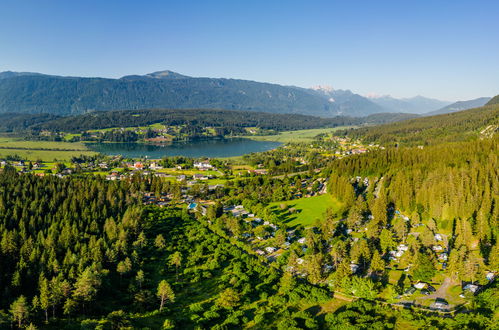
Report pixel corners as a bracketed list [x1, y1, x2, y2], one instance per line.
[486, 94, 499, 105]
[0, 108, 417, 134]
[336, 103, 499, 145]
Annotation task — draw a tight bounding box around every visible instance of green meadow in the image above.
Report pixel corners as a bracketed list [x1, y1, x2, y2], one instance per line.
[268, 194, 343, 227]
[245, 127, 355, 143]
[0, 136, 95, 161]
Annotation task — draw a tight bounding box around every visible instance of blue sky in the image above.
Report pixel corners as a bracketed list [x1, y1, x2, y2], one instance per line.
[0, 0, 498, 100]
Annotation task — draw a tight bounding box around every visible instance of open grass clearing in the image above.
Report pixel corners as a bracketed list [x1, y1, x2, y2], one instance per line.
[268, 194, 343, 228]
[243, 126, 355, 143]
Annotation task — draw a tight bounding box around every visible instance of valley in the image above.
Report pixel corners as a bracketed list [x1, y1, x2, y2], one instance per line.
[0, 102, 497, 329]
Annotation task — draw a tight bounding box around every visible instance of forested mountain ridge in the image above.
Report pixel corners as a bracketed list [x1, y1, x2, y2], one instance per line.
[0, 71, 386, 117]
[335, 102, 499, 146]
[486, 94, 499, 106]
[426, 97, 491, 116]
[0, 109, 419, 134]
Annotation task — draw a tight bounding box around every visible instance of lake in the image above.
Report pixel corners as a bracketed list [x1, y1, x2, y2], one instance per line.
[86, 138, 282, 158]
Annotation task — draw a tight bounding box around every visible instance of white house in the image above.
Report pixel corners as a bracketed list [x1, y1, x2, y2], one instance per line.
[265, 247, 276, 254]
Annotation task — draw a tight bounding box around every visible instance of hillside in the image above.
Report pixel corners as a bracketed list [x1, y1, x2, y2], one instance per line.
[0, 71, 385, 117]
[486, 94, 499, 105]
[336, 103, 499, 145]
[426, 97, 491, 115]
[1, 108, 417, 134]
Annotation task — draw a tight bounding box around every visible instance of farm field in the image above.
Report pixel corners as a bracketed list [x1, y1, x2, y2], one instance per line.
[268, 194, 343, 227]
[245, 126, 355, 143]
[0, 137, 89, 150]
[0, 136, 95, 161]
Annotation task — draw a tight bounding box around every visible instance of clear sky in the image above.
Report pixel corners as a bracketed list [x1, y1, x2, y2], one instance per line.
[0, 0, 498, 101]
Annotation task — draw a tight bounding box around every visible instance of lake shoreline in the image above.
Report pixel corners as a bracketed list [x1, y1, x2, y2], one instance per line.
[86, 138, 282, 159]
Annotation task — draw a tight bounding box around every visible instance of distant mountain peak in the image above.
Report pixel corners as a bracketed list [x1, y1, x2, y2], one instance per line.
[120, 70, 190, 80]
[145, 70, 190, 79]
[310, 85, 334, 93]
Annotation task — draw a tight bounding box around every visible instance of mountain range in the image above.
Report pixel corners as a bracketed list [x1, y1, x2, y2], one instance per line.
[367, 95, 452, 114]
[0, 70, 490, 118]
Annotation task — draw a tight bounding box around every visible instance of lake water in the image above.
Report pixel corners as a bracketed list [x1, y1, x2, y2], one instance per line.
[86, 138, 281, 158]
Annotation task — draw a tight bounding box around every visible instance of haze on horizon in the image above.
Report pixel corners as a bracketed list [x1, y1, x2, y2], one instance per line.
[0, 0, 498, 101]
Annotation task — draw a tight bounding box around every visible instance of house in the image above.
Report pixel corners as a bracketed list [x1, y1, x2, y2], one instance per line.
[434, 298, 449, 309]
[194, 162, 214, 170]
[438, 253, 448, 261]
[296, 258, 305, 265]
[265, 247, 276, 254]
[149, 162, 163, 170]
[134, 162, 144, 169]
[414, 282, 427, 289]
[398, 244, 408, 251]
[248, 169, 268, 175]
[434, 234, 443, 241]
[432, 245, 444, 252]
[177, 175, 186, 181]
[193, 173, 209, 180]
[404, 287, 416, 295]
[154, 173, 172, 178]
[486, 272, 495, 282]
[297, 237, 306, 244]
[463, 283, 480, 293]
[255, 249, 265, 256]
[350, 263, 359, 273]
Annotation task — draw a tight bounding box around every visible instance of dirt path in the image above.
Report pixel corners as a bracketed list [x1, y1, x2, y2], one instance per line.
[418, 277, 453, 302]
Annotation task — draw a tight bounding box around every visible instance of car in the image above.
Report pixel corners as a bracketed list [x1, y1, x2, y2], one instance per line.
[427, 285, 436, 293]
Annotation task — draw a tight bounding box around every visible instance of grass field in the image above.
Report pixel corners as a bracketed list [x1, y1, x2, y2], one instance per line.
[0, 137, 89, 150]
[244, 126, 355, 143]
[0, 136, 95, 161]
[268, 194, 343, 227]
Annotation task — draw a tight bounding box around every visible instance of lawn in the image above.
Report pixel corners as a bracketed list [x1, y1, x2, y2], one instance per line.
[267, 194, 343, 227]
[244, 127, 355, 143]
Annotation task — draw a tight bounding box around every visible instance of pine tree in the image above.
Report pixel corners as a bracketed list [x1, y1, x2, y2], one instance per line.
[412, 252, 435, 282]
[216, 288, 241, 309]
[169, 251, 182, 282]
[11, 295, 29, 328]
[73, 267, 101, 313]
[154, 234, 166, 250]
[370, 250, 385, 274]
[157, 280, 175, 311]
[39, 275, 50, 322]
